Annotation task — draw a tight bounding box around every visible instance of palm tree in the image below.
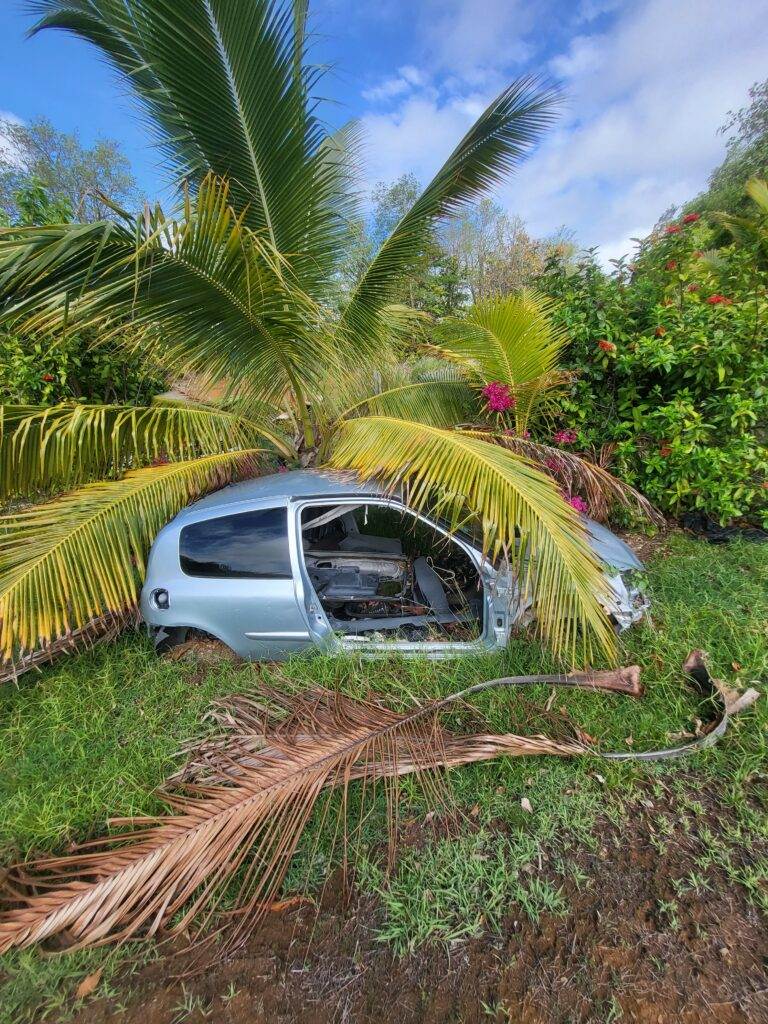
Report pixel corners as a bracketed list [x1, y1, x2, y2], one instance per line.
[0, 0, 641, 671]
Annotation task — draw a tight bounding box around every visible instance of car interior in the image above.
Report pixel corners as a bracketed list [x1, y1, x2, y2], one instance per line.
[299, 503, 484, 641]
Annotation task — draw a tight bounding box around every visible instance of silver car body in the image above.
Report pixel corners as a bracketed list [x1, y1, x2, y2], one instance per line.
[140, 469, 647, 660]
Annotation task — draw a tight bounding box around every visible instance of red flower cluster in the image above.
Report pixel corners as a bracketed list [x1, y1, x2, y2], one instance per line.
[655, 326, 667, 337]
[682, 212, 701, 224]
[686, 283, 699, 292]
[665, 224, 681, 235]
[41, 373, 55, 382]
[707, 294, 732, 305]
[553, 428, 578, 445]
[566, 495, 589, 514]
[665, 260, 677, 271]
[659, 443, 673, 458]
[597, 339, 616, 352]
[482, 381, 515, 412]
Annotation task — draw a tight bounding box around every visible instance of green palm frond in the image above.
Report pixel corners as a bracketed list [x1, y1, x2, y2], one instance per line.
[27, 0, 354, 288]
[0, 175, 342, 409]
[0, 402, 291, 498]
[430, 292, 571, 430]
[327, 415, 616, 662]
[339, 77, 562, 345]
[0, 451, 260, 664]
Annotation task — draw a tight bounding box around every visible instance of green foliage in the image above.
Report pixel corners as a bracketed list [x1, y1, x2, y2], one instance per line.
[0, 327, 164, 406]
[537, 202, 768, 526]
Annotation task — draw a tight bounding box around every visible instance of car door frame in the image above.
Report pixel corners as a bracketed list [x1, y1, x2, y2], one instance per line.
[289, 495, 512, 657]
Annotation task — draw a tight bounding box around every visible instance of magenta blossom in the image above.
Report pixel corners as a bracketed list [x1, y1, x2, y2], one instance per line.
[482, 381, 515, 412]
[544, 456, 562, 473]
[566, 495, 589, 514]
[553, 428, 578, 445]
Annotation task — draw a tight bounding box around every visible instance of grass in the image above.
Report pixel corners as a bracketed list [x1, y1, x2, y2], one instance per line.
[0, 533, 766, 1021]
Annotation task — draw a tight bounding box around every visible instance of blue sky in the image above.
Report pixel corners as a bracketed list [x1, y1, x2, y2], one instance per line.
[2, 0, 768, 260]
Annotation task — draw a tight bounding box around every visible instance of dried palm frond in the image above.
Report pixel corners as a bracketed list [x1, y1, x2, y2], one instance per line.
[491, 433, 663, 525]
[0, 667, 639, 957]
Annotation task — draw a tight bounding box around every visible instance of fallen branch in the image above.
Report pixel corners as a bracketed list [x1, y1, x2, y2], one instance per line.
[0, 653, 754, 958]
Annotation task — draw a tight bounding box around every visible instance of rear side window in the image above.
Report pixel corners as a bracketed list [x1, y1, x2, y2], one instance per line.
[179, 507, 292, 579]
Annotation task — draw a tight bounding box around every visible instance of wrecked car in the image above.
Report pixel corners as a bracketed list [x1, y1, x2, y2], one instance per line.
[140, 469, 648, 660]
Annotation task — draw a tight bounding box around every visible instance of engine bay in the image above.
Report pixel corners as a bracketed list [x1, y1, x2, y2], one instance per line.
[300, 504, 483, 641]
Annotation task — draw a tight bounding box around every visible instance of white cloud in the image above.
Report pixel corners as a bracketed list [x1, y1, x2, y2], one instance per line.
[362, 93, 482, 188]
[417, 0, 538, 78]
[359, 0, 768, 263]
[0, 111, 26, 168]
[362, 65, 427, 104]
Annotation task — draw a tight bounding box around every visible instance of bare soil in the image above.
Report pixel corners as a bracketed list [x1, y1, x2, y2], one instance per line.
[69, 784, 768, 1024]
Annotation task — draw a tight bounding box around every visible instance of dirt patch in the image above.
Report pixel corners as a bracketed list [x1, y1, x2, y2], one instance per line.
[65, 784, 768, 1024]
[616, 525, 676, 564]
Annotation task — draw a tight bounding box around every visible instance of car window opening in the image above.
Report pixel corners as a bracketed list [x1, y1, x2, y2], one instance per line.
[300, 504, 483, 642]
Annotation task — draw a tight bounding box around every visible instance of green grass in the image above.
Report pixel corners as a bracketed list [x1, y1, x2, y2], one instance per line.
[0, 534, 766, 1022]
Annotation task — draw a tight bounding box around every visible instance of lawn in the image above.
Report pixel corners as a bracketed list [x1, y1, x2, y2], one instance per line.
[0, 532, 766, 1023]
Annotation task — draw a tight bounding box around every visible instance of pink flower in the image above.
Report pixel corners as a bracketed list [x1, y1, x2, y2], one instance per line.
[553, 428, 578, 445]
[707, 294, 732, 305]
[544, 456, 562, 473]
[566, 495, 589, 514]
[503, 428, 531, 439]
[682, 212, 701, 224]
[665, 224, 681, 235]
[482, 381, 515, 412]
[277, 465, 289, 473]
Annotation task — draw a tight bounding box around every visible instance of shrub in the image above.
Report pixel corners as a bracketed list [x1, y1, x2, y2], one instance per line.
[0, 327, 165, 406]
[537, 217, 768, 526]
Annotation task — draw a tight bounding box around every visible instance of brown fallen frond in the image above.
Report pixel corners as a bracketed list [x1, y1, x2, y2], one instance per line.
[0, 668, 639, 957]
[0, 610, 136, 686]
[488, 432, 663, 525]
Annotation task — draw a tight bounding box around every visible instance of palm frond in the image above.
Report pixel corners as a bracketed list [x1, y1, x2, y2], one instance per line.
[1, 670, 637, 956]
[0, 175, 340, 409]
[493, 434, 667, 524]
[27, 0, 354, 288]
[430, 292, 572, 429]
[327, 416, 617, 662]
[492, 434, 664, 525]
[339, 77, 562, 345]
[0, 403, 290, 498]
[0, 451, 260, 664]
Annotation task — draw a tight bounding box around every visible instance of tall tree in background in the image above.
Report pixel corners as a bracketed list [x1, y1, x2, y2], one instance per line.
[0, 117, 138, 223]
[691, 79, 768, 218]
[442, 198, 549, 301]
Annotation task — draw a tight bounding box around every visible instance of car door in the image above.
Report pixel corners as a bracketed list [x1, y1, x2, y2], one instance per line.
[172, 503, 314, 659]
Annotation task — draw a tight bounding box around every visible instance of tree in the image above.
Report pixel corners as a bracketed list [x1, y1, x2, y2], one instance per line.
[0, 117, 137, 223]
[442, 199, 547, 301]
[0, 0, 623, 669]
[690, 79, 768, 218]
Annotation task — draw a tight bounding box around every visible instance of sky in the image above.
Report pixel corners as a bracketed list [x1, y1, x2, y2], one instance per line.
[1, 0, 767, 262]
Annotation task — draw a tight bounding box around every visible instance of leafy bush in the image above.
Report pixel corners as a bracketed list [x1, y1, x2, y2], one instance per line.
[537, 212, 768, 526]
[0, 328, 165, 405]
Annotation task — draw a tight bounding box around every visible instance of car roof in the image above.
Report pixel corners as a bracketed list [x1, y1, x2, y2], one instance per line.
[180, 468, 386, 518]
